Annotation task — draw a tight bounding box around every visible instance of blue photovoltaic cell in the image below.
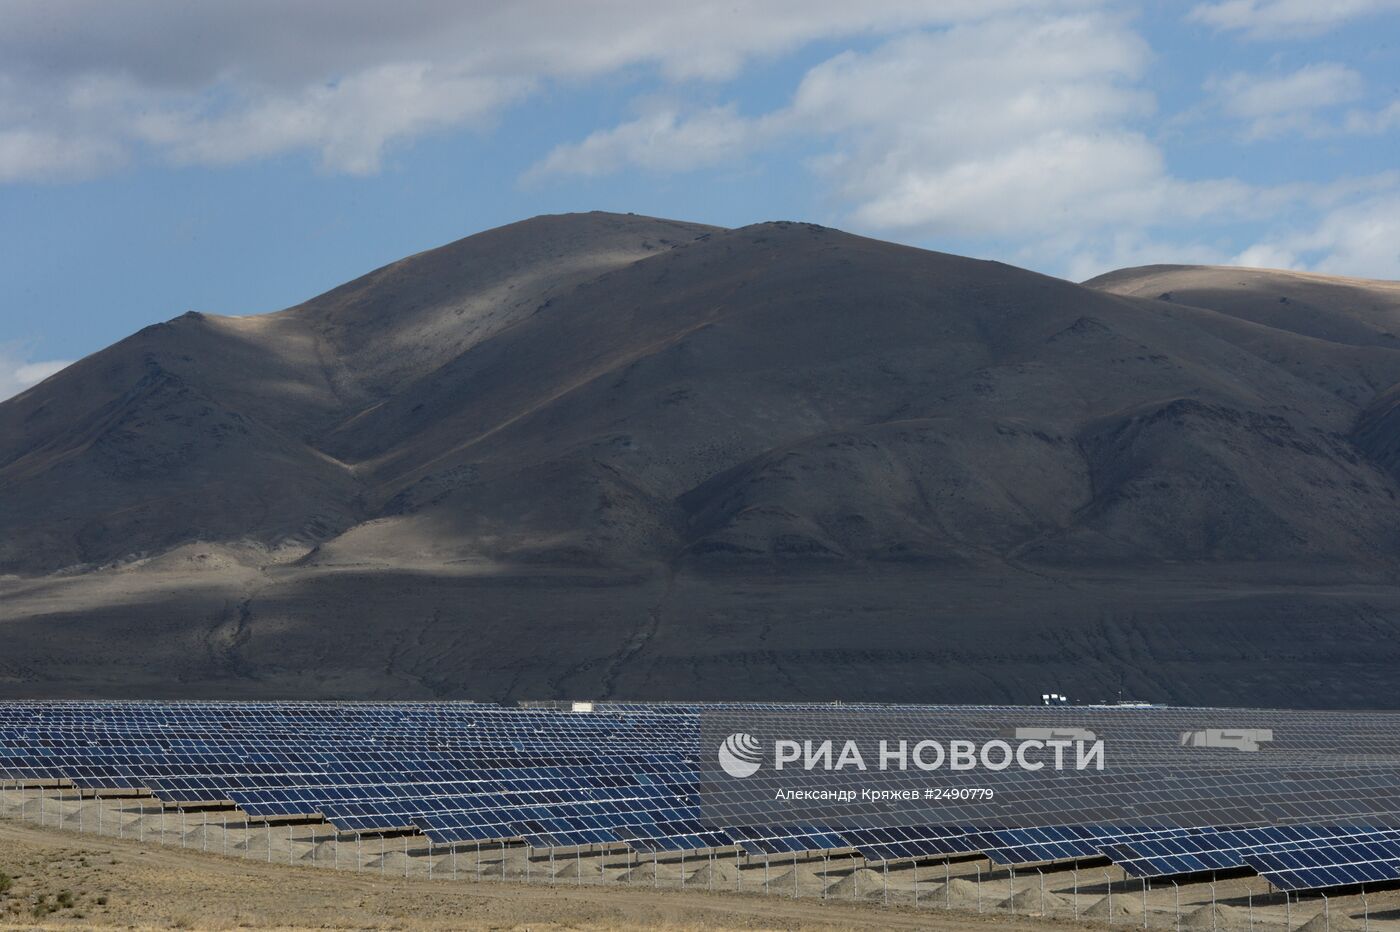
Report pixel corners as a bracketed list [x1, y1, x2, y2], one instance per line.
[982, 825, 1180, 866]
[1103, 825, 1400, 880]
[1245, 837, 1400, 891]
[3, 700, 1400, 892]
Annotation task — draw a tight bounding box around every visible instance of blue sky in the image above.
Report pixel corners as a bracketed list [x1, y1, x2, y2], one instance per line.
[1, 0, 1398, 398]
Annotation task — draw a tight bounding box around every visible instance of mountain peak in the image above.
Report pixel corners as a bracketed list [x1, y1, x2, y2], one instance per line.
[6, 214, 1400, 705]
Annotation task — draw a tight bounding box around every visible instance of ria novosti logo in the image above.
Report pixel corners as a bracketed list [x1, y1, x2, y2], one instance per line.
[717, 732, 763, 777]
[716, 729, 1105, 778]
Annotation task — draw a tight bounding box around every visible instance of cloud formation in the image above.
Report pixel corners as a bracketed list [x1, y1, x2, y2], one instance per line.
[1, 0, 1396, 284]
[528, 12, 1283, 272]
[524, 105, 775, 182]
[1235, 190, 1400, 279]
[0, 346, 72, 401]
[1188, 0, 1400, 38]
[0, 0, 1064, 179]
[1211, 63, 1365, 139]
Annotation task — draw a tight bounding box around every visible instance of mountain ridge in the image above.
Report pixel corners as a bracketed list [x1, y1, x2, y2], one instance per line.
[4, 212, 1400, 706]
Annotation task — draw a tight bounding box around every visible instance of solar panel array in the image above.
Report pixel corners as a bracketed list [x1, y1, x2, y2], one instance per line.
[694, 705, 1400, 832]
[2, 700, 1400, 894]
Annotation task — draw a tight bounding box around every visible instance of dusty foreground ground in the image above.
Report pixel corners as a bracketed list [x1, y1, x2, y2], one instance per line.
[0, 818, 1077, 932]
[3, 788, 1400, 930]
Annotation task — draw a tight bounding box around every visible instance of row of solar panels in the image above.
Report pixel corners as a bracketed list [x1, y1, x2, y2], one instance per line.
[3, 701, 1400, 893]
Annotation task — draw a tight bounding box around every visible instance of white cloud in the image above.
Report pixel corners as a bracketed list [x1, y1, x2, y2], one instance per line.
[1231, 242, 1302, 270]
[1206, 64, 1400, 141]
[527, 9, 1400, 280]
[524, 105, 775, 181]
[1210, 63, 1365, 139]
[2, 0, 1394, 283]
[0, 129, 124, 183]
[1343, 101, 1400, 135]
[1188, 0, 1400, 39]
[1218, 64, 1364, 117]
[1067, 234, 1235, 282]
[529, 12, 1275, 270]
[0, 0, 1082, 181]
[790, 17, 1290, 249]
[134, 66, 531, 176]
[0, 347, 72, 401]
[1290, 193, 1400, 279]
[531, 14, 1156, 193]
[1234, 188, 1400, 279]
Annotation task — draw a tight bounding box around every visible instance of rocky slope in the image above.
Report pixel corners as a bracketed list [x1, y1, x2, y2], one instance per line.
[4, 216, 1400, 706]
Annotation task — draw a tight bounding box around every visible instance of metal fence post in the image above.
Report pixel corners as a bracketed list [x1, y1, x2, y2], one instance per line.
[1107, 870, 1113, 927]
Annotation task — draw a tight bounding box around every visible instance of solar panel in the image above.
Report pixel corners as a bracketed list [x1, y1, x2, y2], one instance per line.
[982, 825, 1178, 866]
[1245, 835, 1400, 891]
[4, 699, 1400, 893]
[723, 824, 849, 856]
[840, 825, 981, 862]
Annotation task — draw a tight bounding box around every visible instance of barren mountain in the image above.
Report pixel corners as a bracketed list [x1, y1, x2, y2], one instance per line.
[4, 215, 1400, 706]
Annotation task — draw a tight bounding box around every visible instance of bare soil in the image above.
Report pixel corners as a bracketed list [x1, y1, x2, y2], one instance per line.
[0, 818, 1081, 931]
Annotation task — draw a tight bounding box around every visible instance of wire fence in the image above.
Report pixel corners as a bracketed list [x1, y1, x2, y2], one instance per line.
[2, 784, 1394, 930]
